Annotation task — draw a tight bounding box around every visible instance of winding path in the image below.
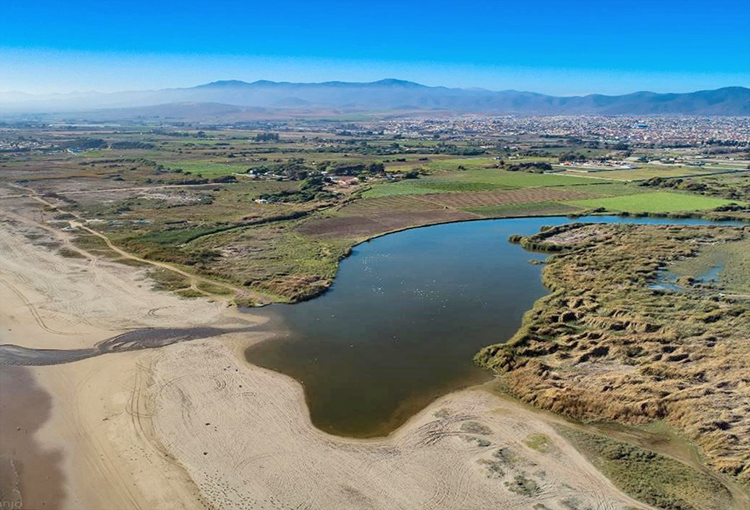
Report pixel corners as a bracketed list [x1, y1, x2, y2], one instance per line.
[9, 183, 271, 305]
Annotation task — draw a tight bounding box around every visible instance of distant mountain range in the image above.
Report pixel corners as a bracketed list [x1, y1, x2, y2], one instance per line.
[1, 79, 749, 117]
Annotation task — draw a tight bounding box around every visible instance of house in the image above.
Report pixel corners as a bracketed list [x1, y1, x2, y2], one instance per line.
[330, 176, 358, 186]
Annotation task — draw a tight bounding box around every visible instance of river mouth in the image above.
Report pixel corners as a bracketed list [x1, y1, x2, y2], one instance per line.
[0, 326, 257, 366]
[244, 215, 747, 438]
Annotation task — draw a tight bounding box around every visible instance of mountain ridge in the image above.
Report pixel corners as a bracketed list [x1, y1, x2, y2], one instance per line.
[1, 79, 748, 116]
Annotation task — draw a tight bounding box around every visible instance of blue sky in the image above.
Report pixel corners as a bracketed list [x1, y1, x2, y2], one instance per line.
[1, 0, 748, 95]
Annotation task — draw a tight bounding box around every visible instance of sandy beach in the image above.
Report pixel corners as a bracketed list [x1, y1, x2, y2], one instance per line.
[0, 202, 652, 510]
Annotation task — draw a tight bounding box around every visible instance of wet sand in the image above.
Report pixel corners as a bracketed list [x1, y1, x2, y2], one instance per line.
[0, 367, 65, 510]
[0, 208, 230, 509]
[0, 326, 257, 366]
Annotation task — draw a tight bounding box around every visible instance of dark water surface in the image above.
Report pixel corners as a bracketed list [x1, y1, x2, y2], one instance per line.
[245, 216, 746, 437]
[0, 326, 254, 366]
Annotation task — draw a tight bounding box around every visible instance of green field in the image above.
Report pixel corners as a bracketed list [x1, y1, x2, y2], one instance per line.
[560, 165, 730, 182]
[565, 191, 741, 213]
[425, 157, 496, 171]
[364, 170, 596, 198]
[158, 160, 249, 177]
[578, 182, 656, 197]
[434, 169, 594, 187]
[363, 179, 510, 198]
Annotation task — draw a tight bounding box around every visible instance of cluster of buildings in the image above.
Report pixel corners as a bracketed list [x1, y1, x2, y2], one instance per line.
[370, 116, 750, 146]
[0, 135, 51, 152]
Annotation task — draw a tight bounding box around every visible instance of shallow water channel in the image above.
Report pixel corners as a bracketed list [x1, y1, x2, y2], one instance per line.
[245, 216, 745, 437]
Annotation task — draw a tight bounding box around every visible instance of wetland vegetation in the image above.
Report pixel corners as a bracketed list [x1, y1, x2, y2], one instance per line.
[4, 121, 749, 305]
[477, 222, 750, 488]
[556, 426, 732, 510]
[2, 117, 749, 509]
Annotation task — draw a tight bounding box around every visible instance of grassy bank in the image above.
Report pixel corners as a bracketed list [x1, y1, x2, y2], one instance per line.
[556, 426, 732, 510]
[476, 223, 750, 487]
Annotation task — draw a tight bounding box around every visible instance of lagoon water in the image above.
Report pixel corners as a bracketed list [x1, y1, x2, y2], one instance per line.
[245, 216, 744, 437]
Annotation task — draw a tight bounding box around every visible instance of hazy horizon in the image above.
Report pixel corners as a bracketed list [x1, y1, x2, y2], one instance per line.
[2, 76, 749, 98]
[1, 0, 748, 96]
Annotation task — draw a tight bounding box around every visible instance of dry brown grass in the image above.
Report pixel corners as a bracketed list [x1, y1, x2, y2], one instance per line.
[297, 196, 476, 240]
[477, 223, 750, 485]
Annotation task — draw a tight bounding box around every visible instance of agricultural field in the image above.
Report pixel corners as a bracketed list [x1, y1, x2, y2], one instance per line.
[2, 121, 748, 305]
[155, 160, 252, 177]
[411, 186, 594, 210]
[565, 191, 743, 213]
[423, 157, 497, 171]
[559, 164, 746, 182]
[462, 201, 583, 217]
[362, 179, 481, 197]
[365, 168, 605, 198]
[430, 167, 595, 186]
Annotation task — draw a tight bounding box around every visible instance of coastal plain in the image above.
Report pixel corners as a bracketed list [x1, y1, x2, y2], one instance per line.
[1, 119, 749, 510]
[0, 196, 653, 510]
